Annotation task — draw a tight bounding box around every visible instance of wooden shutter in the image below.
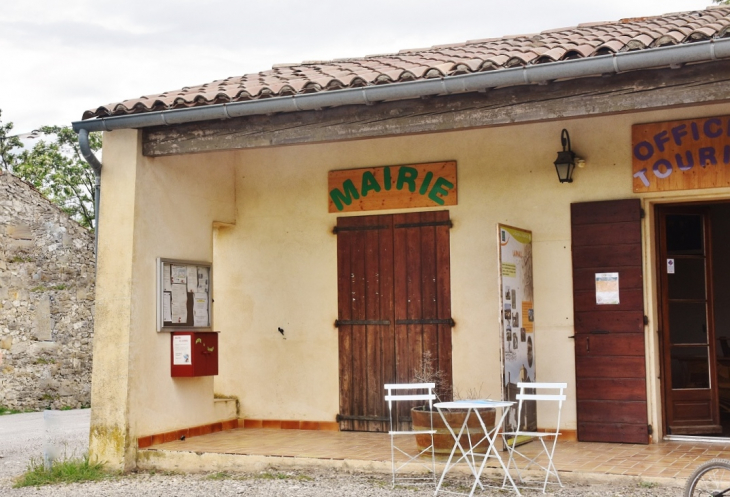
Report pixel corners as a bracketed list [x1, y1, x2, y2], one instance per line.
[336, 214, 394, 432]
[571, 199, 649, 444]
[336, 211, 452, 432]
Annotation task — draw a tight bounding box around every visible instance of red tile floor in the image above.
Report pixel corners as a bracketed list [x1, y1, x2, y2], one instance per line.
[143, 427, 730, 482]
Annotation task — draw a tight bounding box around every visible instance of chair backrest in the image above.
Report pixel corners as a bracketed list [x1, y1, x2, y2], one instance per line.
[384, 383, 436, 411]
[515, 382, 567, 432]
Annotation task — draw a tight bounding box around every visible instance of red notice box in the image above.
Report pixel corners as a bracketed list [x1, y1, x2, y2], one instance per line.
[171, 332, 219, 377]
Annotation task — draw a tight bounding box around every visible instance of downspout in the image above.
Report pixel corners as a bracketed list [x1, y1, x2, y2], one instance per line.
[77, 128, 102, 257]
[72, 38, 730, 135]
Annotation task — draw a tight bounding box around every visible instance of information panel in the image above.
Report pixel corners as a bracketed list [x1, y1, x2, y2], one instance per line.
[157, 258, 211, 332]
[498, 225, 537, 435]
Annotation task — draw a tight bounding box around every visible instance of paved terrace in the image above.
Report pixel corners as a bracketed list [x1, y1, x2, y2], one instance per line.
[137, 427, 730, 486]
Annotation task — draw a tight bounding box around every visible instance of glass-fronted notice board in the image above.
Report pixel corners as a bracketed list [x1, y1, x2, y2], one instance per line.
[156, 258, 211, 331]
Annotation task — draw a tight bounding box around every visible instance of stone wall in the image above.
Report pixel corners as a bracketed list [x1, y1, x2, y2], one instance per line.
[0, 170, 95, 410]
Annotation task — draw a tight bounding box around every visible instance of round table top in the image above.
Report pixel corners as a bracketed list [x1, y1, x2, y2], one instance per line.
[434, 399, 514, 409]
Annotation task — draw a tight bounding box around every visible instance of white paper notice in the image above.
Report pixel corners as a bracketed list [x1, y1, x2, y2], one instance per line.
[197, 266, 209, 293]
[595, 272, 620, 305]
[193, 292, 209, 327]
[173, 335, 192, 365]
[667, 259, 675, 274]
[171, 283, 188, 323]
[163, 264, 172, 291]
[171, 265, 187, 285]
[185, 266, 196, 293]
[163, 291, 172, 322]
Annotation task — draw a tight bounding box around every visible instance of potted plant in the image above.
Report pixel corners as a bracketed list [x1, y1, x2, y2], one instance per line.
[411, 352, 494, 455]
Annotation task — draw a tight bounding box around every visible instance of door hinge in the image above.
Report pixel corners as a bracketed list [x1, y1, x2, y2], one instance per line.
[640, 208, 646, 219]
[647, 424, 653, 435]
[643, 315, 649, 325]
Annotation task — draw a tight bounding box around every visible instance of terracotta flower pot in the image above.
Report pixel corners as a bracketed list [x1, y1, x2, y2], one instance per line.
[411, 406, 496, 455]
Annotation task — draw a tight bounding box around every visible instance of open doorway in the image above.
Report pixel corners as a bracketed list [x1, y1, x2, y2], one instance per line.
[657, 202, 730, 437]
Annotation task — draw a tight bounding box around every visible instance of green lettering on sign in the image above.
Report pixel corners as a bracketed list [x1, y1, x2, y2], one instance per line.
[397, 166, 418, 192]
[427, 177, 454, 205]
[361, 171, 381, 197]
[329, 179, 360, 211]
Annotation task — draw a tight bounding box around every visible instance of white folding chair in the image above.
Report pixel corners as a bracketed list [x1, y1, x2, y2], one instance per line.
[384, 383, 436, 487]
[501, 382, 567, 494]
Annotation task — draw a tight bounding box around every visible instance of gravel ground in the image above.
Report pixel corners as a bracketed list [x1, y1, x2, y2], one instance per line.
[0, 468, 686, 496]
[0, 410, 90, 479]
[0, 410, 687, 496]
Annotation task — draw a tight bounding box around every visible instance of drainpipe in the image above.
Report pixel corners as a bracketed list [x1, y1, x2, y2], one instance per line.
[71, 38, 730, 134]
[77, 128, 102, 257]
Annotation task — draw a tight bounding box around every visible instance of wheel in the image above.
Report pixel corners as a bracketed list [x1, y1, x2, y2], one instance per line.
[685, 459, 730, 496]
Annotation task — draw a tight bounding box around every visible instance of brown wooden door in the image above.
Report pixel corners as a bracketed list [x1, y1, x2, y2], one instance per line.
[657, 206, 720, 435]
[336, 211, 452, 432]
[571, 199, 649, 444]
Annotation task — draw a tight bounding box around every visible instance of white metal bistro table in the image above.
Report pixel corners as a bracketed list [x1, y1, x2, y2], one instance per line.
[433, 400, 520, 496]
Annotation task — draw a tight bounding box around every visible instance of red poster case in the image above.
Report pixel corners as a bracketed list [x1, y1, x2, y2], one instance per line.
[171, 332, 219, 377]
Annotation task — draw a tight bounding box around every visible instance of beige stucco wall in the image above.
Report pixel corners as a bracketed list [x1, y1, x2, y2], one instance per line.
[89, 129, 236, 469]
[91, 101, 730, 468]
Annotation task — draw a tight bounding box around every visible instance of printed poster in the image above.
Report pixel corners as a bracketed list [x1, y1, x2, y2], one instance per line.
[172, 335, 191, 365]
[595, 272, 620, 305]
[499, 225, 537, 435]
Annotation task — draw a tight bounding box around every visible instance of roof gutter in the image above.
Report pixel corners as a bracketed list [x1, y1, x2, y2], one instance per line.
[72, 38, 730, 134]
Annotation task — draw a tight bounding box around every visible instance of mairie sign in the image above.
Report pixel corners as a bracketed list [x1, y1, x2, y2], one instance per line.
[632, 116, 730, 192]
[328, 161, 457, 213]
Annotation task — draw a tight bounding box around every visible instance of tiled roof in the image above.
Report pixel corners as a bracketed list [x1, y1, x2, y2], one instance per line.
[83, 6, 730, 120]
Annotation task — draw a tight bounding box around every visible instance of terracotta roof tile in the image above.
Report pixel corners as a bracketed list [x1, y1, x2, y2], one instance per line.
[83, 6, 730, 120]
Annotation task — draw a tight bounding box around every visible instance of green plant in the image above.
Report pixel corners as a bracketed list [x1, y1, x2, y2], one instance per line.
[638, 480, 657, 488]
[13, 455, 111, 487]
[35, 357, 55, 365]
[51, 284, 67, 291]
[10, 255, 32, 263]
[206, 471, 231, 480]
[259, 471, 290, 480]
[0, 405, 22, 415]
[31, 286, 47, 293]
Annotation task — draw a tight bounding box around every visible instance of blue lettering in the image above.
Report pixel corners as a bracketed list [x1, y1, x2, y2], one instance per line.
[675, 151, 694, 171]
[633, 168, 650, 187]
[704, 118, 722, 138]
[653, 159, 673, 179]
[671, 124, 688, 146]
[654, 130, 670, 152]
[699, 147, 717, 167]
[634, 141, 654, 161]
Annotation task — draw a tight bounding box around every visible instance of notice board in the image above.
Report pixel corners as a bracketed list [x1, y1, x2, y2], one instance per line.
[157, 258, 211, 332]
[498, 225, 536, 435]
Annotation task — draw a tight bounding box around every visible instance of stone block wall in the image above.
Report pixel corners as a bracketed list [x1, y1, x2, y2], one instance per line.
[0, 170, 95, 410]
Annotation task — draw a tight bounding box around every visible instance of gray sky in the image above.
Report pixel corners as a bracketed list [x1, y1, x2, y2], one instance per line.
[0, 0, 714, 134]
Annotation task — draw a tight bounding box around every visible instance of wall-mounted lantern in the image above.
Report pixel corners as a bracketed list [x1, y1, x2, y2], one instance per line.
[553, 129, 577, 183]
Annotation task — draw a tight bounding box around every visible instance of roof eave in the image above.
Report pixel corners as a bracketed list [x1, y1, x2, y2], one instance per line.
[72, 38, 730, 134]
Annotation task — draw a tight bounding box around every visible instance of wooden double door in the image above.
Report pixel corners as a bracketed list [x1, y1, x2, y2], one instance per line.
[336, 211, 453, 432]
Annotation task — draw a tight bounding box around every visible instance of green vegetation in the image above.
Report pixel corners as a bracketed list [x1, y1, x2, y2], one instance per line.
[13, 455, 112, 488]
[0, 110, 100, 230]
[0, 405, 23, 415]
[205, 471, 231, 480]
[10, 255, 33, 263]
[259, 471, 290, 480]
[638, 480, 658, 489]
[35, 357, 55, 365]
